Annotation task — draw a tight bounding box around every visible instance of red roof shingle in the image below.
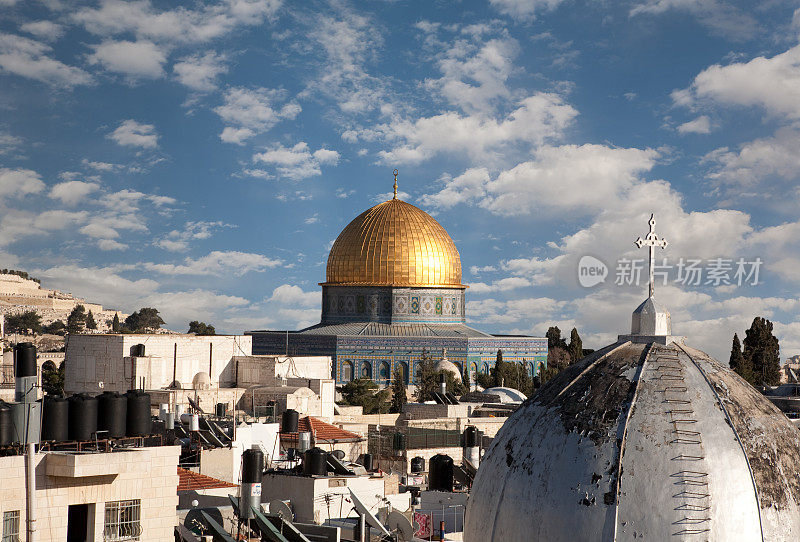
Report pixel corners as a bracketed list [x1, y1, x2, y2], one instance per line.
[281, 416, 363, 443]
[177, 467, 238, 492]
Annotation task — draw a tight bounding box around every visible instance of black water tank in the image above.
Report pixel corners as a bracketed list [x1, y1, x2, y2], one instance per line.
[68, 394, 98, 442]
[14, 342, 36, 378]
[130, 344, 146, 357]
[242, 448, 264, 483]
[361, 453, 373, 471]
[410, 456, 425, 473]
[282, 409, 299, 433]
[41, 395, 69, 442]
[464, 425, 479, 448]
[125, 390, 151, 437]
[303, 447, 327, 476]
[429, 454, 454, 492]
[215, 403, 227, 417]
[0, 402, 12, 446]
[97, 392, 127, 438]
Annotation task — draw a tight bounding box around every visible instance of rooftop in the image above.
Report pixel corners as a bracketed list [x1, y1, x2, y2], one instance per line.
[281, 416, 363, 443]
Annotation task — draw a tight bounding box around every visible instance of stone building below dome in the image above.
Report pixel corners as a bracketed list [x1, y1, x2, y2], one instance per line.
[249, 181, 547, 387]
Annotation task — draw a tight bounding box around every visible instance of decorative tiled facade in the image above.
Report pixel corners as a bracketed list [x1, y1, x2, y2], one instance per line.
[250, 331, 547, 386]
[321, 285, 465, 324]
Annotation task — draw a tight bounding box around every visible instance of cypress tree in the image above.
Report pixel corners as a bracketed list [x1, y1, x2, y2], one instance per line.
[742, 317, 781, 387]
[390, 366, 407, 413]
[568, 328, 583, 365]
[493, 350, 506, 387]
[729, 333, 753, 384]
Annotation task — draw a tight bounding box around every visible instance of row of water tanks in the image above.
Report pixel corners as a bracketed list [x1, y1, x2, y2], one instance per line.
[0, 390, 152, 446]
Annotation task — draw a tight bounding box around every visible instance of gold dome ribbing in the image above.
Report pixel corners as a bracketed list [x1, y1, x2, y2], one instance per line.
[324, 198, 464, 287]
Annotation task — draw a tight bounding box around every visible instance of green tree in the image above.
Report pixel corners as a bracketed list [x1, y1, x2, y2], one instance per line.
[492, 349, 506, 387]
[743, 317, 781, 387]
[390, 366, 407, 413]
[85, 310, 97, 330]
[41, 360, 65, 396]
[6, 311, 42, 334]
[111, 313, 120, 332]
[475, 372, 494, 389]
[188, 321, 216, 335]
[42, 320, 66, 336]
[67, 305, 87, 333]
[546, 326, 567, 350]
[729, 333, 753, 384]
[568, 328, 583, 365]
[541, 347, 571, 385]
[339, 378, 390, 414]
[124, 307, 165, 333]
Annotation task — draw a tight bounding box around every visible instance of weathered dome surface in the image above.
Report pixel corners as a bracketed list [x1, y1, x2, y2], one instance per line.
[434, 357, 463, 382]
[465, 340, 800, 541]
[482, 386, 527, 403]
[324, 198, 463, 288]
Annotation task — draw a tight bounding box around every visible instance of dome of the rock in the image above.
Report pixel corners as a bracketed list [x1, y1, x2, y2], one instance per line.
[324, 197, 463, 288]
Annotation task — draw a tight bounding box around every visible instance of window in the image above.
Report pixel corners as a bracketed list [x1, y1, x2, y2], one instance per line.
[342, 361, 353, 382]
[2, 510, 20, 542]
[361, 362, 372, 379]
[379, 361, 390, 380]
[104, 500, 141, 541]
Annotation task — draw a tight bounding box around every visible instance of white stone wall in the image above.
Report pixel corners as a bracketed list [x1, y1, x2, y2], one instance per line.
[0, 445, 179, 542]
[65, 334, 253, 394]
[234, 355, 331, 387]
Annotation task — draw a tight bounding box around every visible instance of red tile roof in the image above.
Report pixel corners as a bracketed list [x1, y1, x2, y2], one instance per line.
[177, 467, 238, 492]
[281, 416, 363, 443]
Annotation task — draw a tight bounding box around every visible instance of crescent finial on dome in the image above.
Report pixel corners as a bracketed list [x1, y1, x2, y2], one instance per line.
[393, 169, 398, 199]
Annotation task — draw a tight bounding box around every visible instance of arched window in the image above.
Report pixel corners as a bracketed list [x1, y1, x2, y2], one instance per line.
[399, 362, 409, 384]
[361, 362, 372, 379]
[528, 363, 535, 377]
[379, 361, 390, 380]
[342, 361, 353, 382]
[482, 363, 489, 374]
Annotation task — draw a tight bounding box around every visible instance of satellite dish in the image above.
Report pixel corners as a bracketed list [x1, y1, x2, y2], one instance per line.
[331, 449, 345, 460]
[269, 499, 293, 521]
[349, 489, 390, 536]
[387, 510, 416, 541]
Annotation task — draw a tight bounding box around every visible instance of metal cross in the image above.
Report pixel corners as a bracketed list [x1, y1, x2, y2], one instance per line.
[635, 213, 668, 298]
[393, 169, 399, 199]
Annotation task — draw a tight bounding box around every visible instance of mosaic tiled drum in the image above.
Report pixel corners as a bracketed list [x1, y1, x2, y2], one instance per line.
[321, 197, 466, 324]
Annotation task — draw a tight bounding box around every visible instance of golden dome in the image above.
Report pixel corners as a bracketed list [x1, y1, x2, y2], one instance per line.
[324, 197, 464, 288]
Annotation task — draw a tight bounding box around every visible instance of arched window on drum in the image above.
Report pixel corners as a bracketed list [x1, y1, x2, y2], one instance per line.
[361, 361, 372, 379]
[482, 362, 490, 374]
[399, 362, 409, 384]
[379, 361, 390, 381]
[342, 360, 354, 382]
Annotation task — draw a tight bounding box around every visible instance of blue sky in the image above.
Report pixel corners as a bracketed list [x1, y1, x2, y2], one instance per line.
[2, 0, 800, 361]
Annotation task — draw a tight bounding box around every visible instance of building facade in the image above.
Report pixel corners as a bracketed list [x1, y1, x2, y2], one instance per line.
[249, 185, 547, 386]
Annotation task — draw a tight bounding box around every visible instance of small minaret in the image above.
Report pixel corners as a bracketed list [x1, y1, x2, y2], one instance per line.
[392, 169, 399, 199]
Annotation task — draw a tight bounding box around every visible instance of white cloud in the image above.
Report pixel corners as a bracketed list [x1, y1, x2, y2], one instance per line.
[73, 0, 281, 45]
[0, 33, 92, 87]
[305, 10, 387, 115]
[677, 115, 711, 134]
[489, 0, 564, 21]
[268, 284, 319, 307]
[252, 142, 339, 181]
[20, 21, 64, 41]
[421, 144, 658, 216]
[702, 127, 800, 186]
[631, 0, 758, 41]
[426, 37, 518, 114]
[367, 93, 577, 164]
[0, 131, 22, 155]
[97, 239, 128, 251]
[673, 44, 800, 118]
[0, 168, 46, 197]
[144, 250, 282, 276]
[173, 51, 227, 91]
[49, 180, 100, 205]
[108, 119, 159, 148]
[215, 87, 300, 144]
[88, 40, 167, 78]
[467, 277, 532, 294]
[154, 221, 231, 252]
[81, 159, 120, 171]
[80, 222, 120, 239]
